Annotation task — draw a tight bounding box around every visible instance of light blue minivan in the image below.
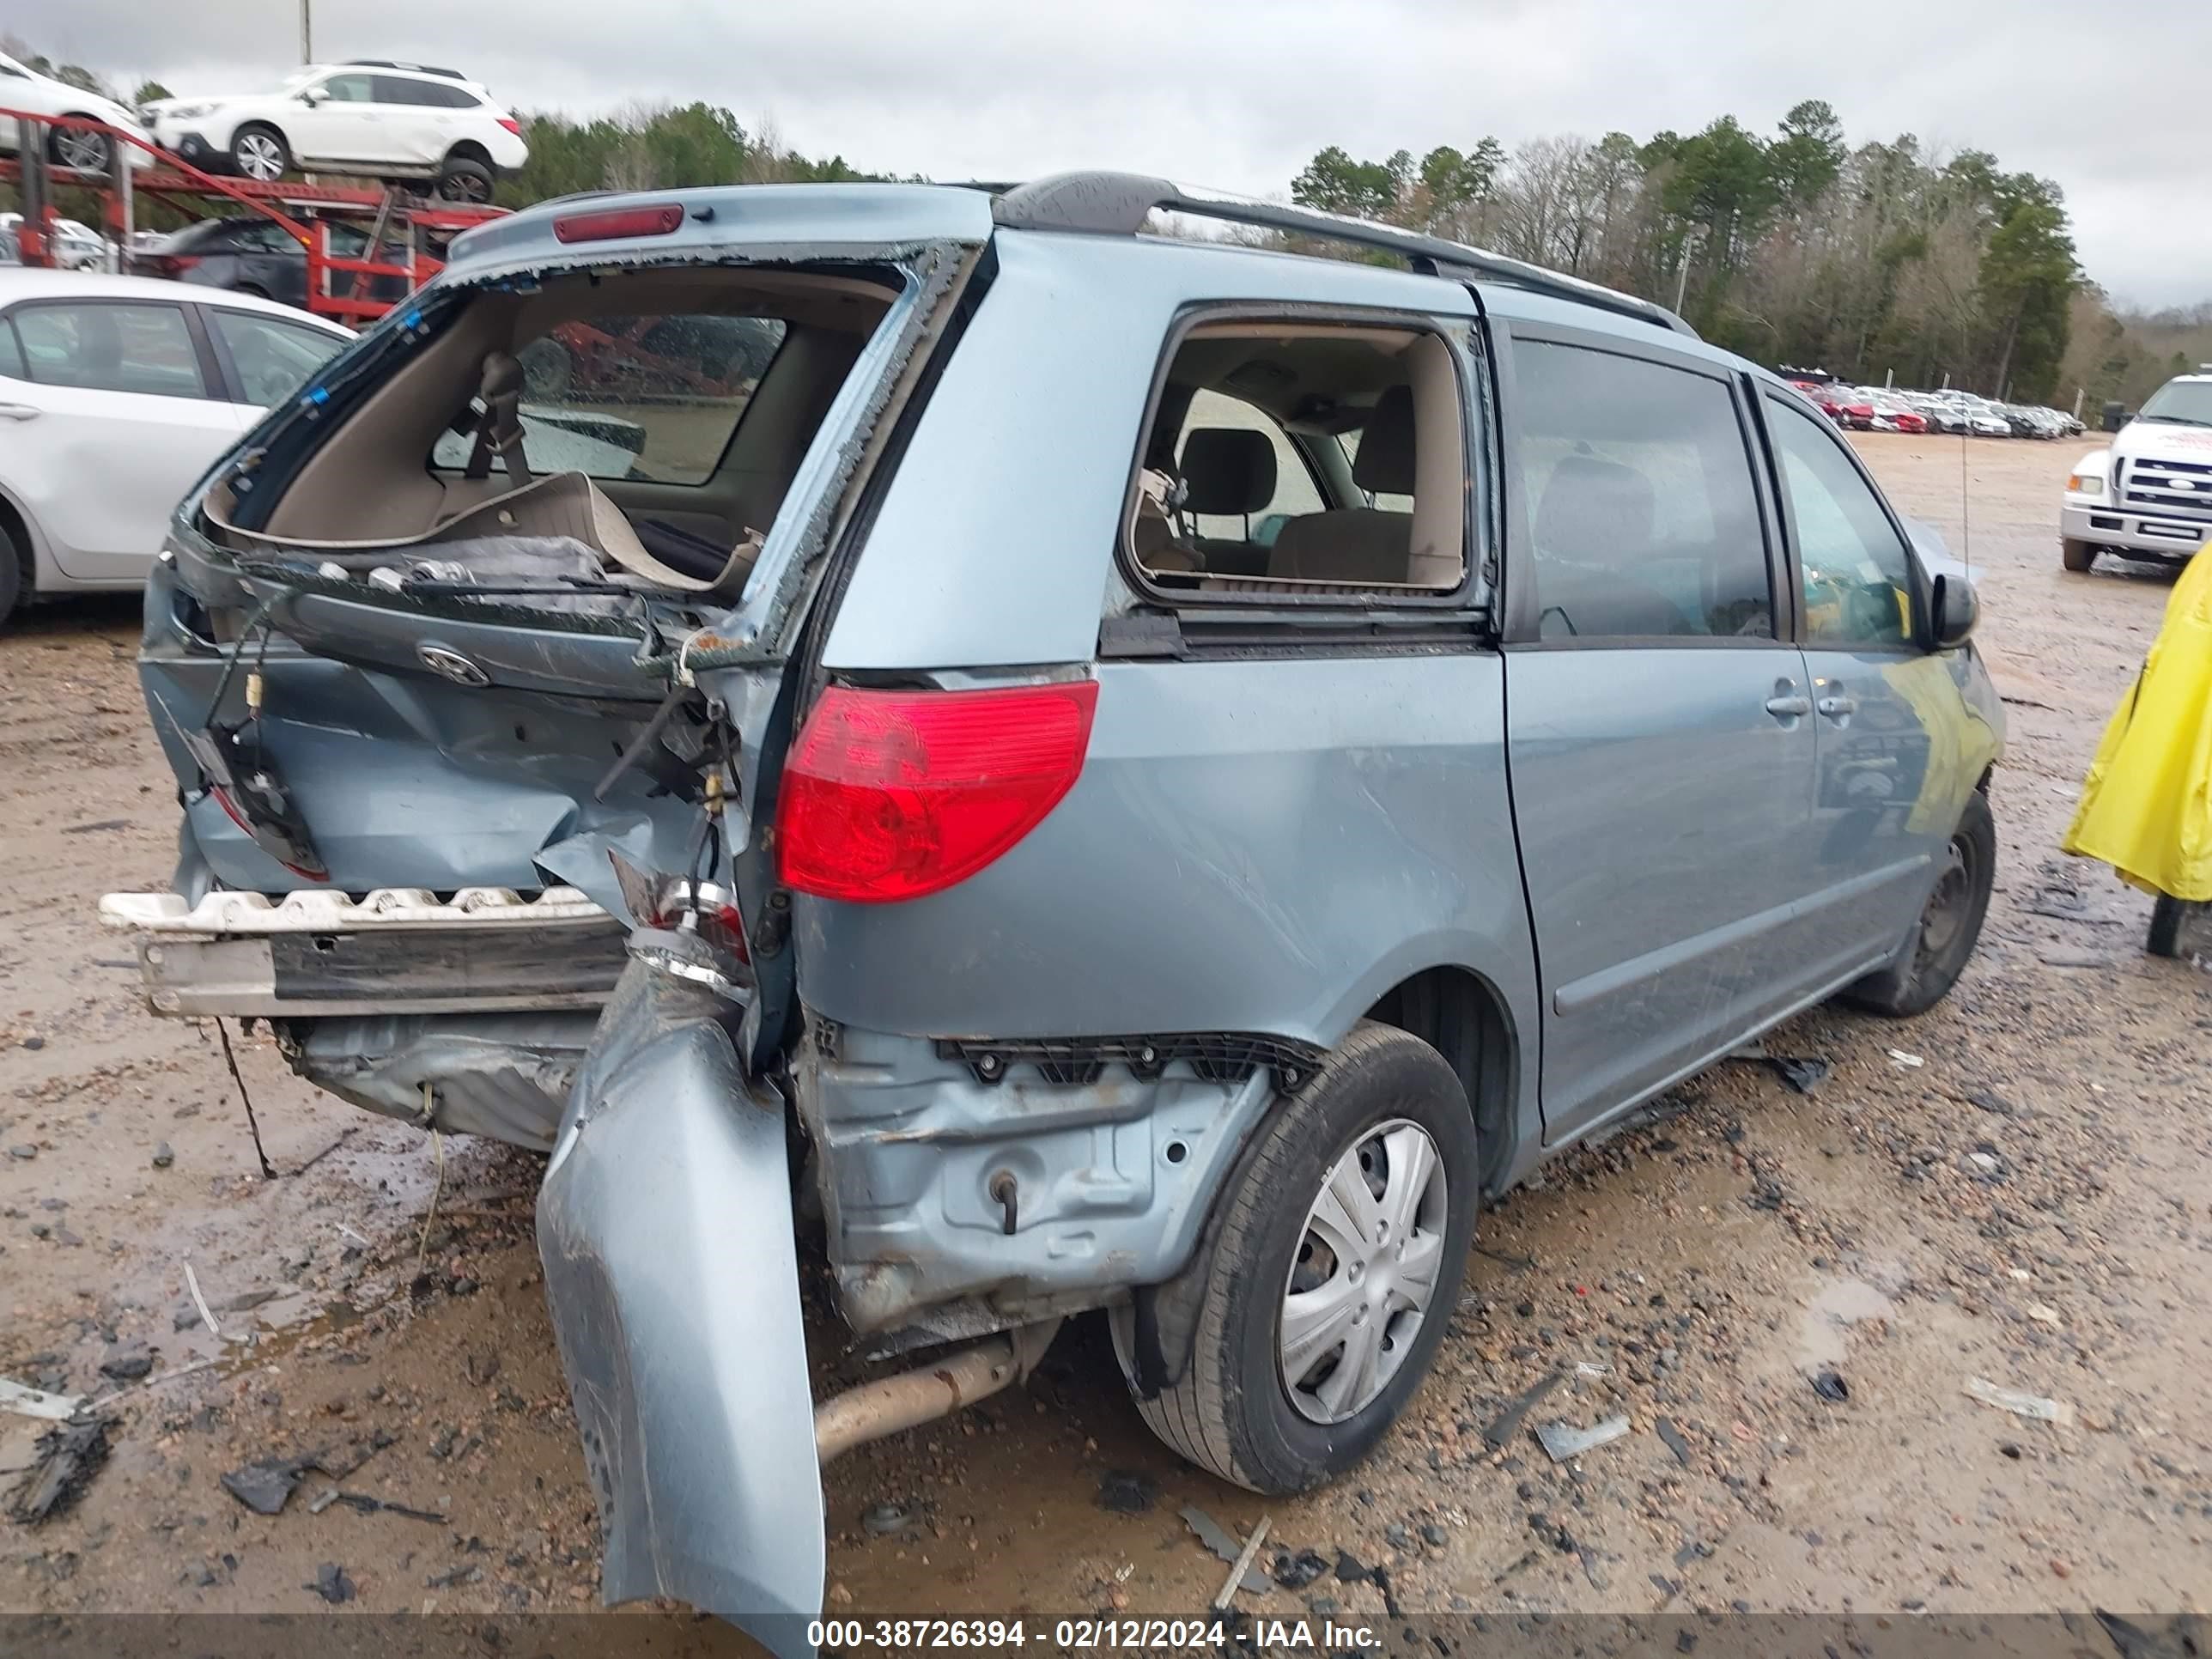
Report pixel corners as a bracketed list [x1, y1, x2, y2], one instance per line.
[107, 173, 2002, 1649]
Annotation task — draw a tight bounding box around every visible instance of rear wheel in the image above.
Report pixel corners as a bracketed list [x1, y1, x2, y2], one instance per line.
[229, 124, 289, 182]
[2062, 538, 2097, 573]
[48, 119, 113, 174]
[1116, 1023, 1477, 1493]
[1843, 791, 1996, 1018]
[434, 156, 494, 204]
[0, 520, 25, 629]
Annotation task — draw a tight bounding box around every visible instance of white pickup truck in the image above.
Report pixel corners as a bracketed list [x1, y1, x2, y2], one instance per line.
[2063, 368, 2212, 572]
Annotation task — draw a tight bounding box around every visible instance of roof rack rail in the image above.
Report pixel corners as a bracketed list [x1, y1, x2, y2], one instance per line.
[992, 171, 1693, 338]
[343, 58, 469, 80]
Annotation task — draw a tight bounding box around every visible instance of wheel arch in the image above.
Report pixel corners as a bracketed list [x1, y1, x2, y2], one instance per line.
[441, 140, 494, 168]
[0, 479, 49, 593]
[1360, 963, 1518, 1196]
[227, 118, 286, 158]
[1123, 957, 1527, 1401]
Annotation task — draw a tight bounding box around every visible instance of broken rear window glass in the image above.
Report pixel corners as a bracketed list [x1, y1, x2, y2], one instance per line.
[432, 313, 788, 486]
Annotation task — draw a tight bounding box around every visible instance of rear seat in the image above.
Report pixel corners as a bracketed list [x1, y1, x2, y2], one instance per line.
[1267, 386, 1415, 584]
[1178, 426, 1278, 577]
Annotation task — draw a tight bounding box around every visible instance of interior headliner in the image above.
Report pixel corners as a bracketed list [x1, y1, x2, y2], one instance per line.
[1170, 325, 1418, 429]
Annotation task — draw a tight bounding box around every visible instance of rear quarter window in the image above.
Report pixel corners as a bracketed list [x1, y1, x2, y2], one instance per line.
[430, 313, 788, 485]
[1125, 317, 1471, 599]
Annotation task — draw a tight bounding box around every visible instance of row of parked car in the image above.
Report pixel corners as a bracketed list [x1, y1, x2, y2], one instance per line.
[1785, 374, 2084, 440]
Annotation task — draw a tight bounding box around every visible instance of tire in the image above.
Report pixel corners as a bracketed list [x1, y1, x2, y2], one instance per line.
[1842, 791, 1997, 1018]
[1116, 1022, 1478, 1494]
[519, 337, 573, 401]
[2062, 538, 2098, 574]
[229, 124, 289, 183]
[434, 156, 494, 204]
[47, 119, 112, 174]
[0, 520, 24, 629]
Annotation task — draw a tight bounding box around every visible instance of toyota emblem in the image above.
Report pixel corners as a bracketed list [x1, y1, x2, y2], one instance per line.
[416, 644, 490, 687]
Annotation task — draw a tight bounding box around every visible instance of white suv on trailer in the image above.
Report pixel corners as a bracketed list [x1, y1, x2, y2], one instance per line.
[0, 49, 155, 173]
[145, 61, 527, 201]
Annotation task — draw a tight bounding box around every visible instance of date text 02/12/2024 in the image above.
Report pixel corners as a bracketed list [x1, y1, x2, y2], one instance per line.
[807, 1618, 1382, 1651]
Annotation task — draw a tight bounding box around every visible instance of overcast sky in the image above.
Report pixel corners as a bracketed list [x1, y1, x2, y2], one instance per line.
[15, 0, 2210, 308]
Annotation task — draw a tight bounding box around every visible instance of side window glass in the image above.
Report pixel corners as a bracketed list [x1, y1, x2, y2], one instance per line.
[1172, 389, 1324, 565]
[1128, 322, 1468, 594]
[211, 311, 346, 406]
[1512, 339, 1771, 641]
[0, 321, 25, 380]
[11, 303, 209, 398]
[319, 75, 374, 102]
[1768, 400, 1915, 647]
[373, 76, 437, 106]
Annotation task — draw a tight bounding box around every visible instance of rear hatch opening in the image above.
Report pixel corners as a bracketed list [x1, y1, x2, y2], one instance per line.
[118, 213, 989, 1129]
[137, 242, 969, 899]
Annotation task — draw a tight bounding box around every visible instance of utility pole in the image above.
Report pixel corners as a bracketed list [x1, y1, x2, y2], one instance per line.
[1673, 228, 1704, 314]
[301, 0, 313, 64]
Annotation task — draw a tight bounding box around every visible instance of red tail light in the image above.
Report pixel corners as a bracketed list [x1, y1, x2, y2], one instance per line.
[140, 253, 200, 278]
[497, 117, 522, 136]
[775, 681, 1099, 903]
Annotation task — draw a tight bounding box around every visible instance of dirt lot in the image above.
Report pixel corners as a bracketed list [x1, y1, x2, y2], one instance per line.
[2, 434, 2207, 1631]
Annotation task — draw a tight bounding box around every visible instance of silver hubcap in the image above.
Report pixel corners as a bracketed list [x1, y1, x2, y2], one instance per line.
[236, 134, 283, 179]
[56, 131, 107, 171]
[1279, 1117, 1448, 1425]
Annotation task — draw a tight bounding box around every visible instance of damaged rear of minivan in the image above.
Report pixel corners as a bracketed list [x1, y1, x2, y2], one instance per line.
[107, 185, 1018, 1650]
[108, 178, 1517, 1653]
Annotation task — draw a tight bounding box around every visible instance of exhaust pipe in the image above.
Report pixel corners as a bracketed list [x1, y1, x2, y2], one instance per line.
[812, 1320, 1059, 1465]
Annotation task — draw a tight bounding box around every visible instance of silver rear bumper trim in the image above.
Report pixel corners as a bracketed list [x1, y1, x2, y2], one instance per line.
[99, 885, 610, 936]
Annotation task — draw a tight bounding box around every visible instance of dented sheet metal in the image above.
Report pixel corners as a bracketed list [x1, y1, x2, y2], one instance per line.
[537, 951, 821, 1654]
[288, 1013, 599, 1150]
[797, 1021, 1276, 1334]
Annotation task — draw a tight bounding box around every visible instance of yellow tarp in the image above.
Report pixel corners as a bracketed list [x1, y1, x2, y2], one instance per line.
[2062, 544, 2212, 902]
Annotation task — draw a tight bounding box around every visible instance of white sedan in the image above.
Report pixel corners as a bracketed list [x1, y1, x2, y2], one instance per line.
[0, 270, 352, 626]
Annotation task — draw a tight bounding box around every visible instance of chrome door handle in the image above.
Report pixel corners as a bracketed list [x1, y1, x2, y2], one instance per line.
[1817, 696, 1858, 717]
[0, 403, 40, 421]
[1765, 692, 1812, 718]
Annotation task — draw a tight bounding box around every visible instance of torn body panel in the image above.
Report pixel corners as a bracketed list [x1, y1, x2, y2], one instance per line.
[536, 950, 821, 1655]
[794, 1020, 1279, 1334]
[101, 885, 622, 1149]
[285, 1012, 599, 1149]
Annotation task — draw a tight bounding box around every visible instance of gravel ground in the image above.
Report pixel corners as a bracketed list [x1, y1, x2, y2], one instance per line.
[0, 434, 2206, 1629]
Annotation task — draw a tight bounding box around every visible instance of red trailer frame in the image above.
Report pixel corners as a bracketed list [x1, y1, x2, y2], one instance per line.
[2, 108, 504, 323]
